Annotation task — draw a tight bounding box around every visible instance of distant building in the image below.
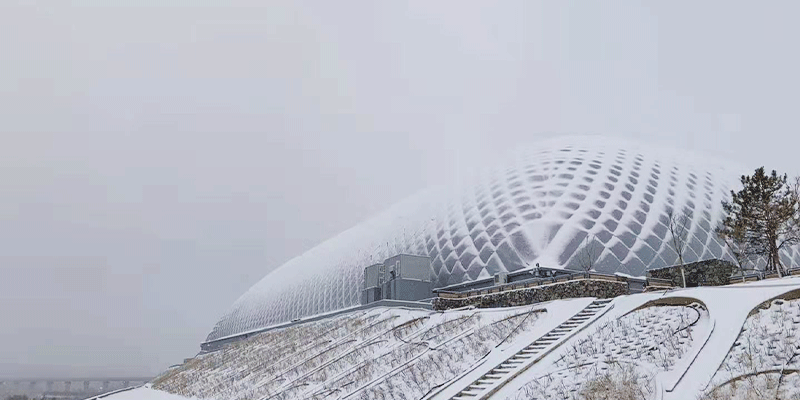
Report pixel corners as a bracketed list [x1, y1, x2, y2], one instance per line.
[361, 254, 433, 304]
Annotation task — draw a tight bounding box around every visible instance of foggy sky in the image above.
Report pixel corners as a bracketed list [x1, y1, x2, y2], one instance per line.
[2, 1, 800, 378]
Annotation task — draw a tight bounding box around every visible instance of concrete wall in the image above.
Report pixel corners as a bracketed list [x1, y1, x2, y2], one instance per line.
[431, 279, 628, 310]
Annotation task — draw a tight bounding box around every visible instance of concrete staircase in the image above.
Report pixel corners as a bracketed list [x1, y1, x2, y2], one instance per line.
[449, 298, 614, 400]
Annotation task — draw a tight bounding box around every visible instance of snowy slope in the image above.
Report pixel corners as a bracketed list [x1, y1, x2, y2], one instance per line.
[491, 277, 800, 400]
[109, 276, 800, 400]
[207, 136, 798, 343]
[153, 301, 588, 400]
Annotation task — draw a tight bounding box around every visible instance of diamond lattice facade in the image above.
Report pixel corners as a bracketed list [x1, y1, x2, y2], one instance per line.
[205, 136, 800, 342]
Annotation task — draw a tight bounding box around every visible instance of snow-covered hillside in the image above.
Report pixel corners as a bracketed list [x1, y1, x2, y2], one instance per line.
[120, 277, 800, 400]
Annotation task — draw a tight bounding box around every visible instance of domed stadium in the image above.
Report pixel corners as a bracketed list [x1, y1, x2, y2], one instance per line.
[205, 136, 800, 344]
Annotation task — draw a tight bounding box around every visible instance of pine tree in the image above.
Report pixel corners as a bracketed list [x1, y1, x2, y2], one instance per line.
[718, 167, 800, 276]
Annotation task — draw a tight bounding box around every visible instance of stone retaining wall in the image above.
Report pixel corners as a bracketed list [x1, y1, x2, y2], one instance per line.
[431, 279, 629, 311]
[647, 259, 736, 287]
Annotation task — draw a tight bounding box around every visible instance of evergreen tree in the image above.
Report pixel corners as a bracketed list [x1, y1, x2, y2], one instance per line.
[718, 167, 800, 276]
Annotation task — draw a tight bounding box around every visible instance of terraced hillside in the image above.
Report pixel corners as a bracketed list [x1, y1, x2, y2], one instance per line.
[122, 277, 800, 400]
[703, 291, 800, 400]
[152, 302, 562, 400]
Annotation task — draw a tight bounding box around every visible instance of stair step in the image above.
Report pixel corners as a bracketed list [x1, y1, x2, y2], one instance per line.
[449, 301, 615, 400]
[540, 334, 559, 339]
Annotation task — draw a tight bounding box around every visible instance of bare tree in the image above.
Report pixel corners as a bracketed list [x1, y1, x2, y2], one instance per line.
[666, 208, 691, 287]
[580, 234, 601, 273]
[719, 228, 755, 283]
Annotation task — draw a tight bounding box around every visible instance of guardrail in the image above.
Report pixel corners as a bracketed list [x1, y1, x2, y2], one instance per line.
[434, 271, 658, 299]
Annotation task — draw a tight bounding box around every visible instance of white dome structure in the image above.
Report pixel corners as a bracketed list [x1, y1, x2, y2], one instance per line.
[206, 136, 799, 342]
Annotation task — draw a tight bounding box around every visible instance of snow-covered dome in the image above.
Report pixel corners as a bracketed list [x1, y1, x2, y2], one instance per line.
[205, 136, 796, 342]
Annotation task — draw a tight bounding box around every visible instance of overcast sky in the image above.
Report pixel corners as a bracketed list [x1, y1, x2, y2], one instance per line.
[2, 1, 799, 379]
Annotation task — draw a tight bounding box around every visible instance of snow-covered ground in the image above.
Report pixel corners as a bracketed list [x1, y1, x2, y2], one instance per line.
[109, 277, 800, 400]
[509, 303, 707, 400]
[702, 292, 800, 400]
[150, 301, 582, 400]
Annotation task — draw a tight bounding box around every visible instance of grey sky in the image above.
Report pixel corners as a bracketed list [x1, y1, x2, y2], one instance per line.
[1, 1, 799, 378]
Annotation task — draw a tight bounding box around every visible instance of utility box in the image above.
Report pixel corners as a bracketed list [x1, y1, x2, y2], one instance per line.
[361, 254, 432, 304]
[361, 263, 385, 304]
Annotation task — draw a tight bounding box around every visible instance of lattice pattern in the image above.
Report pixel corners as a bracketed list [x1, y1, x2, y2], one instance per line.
[206, 136, 800, 342]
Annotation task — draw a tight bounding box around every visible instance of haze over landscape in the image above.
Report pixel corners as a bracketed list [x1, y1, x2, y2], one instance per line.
[2, 0, 800, 381]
